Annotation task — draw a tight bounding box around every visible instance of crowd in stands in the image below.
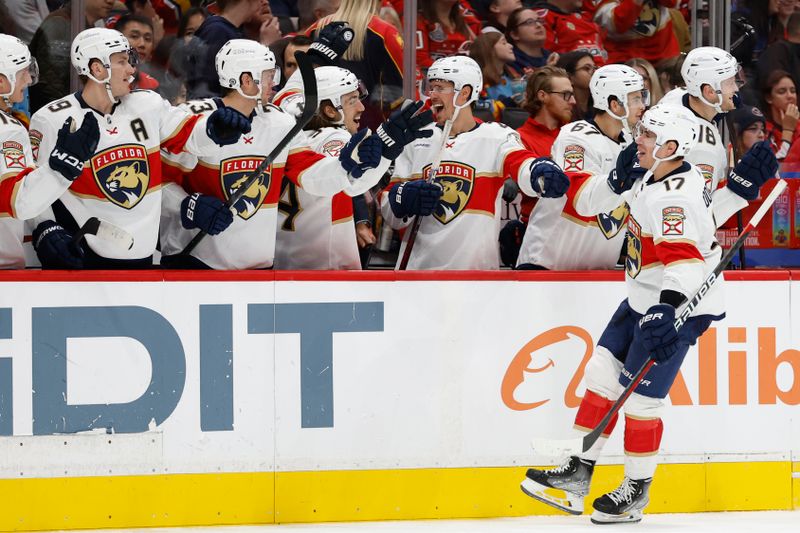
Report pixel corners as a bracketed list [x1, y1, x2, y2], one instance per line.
[0, 0, 799, 270]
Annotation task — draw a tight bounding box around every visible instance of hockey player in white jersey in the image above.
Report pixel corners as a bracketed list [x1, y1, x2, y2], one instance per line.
[378, 55, 570, 270]
[678, 47, 777, 225]
[27, 28, 252, 269]
[159, 40, 416, 269]
[273, 66, 372, 270]
[0, 34, 99, 268]
[522, 105, 724, 524]
[516, 64, 648, 270]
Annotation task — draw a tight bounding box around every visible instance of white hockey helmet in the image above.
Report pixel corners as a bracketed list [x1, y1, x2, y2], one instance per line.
[681, 46, 739, 114]
[71, 28, 131, 83]
[216, 39, 279, 101]
[0, 33, 38, 100]
[590, 64, 647, 121]
[315, 66, 365, 111]
[636, 104, 699, 165]
[427, 55, 483, 105]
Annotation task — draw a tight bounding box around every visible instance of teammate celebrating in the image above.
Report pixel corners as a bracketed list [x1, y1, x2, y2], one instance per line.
[378, 55, 570, 270]
[160, 40, 414, 270]
[522, 105, 722, 524]
[27, 28, 252, 269]
[516, 64, 648, 270]
[273, 66, 372, 270]
[678, 47, 777, 226]
[0, 34, 94, 268]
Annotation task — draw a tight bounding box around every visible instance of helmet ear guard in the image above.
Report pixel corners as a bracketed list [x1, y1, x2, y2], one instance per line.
[215, 39, 278, 107]
[590, 64, 646, 125]
[635, 104, 700, 174]
[427, 56, 483, 109]
[681, 46, 740, 114]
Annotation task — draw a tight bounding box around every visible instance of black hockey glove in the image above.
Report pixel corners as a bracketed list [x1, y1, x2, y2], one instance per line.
[339, 128, 383, 178]
[388, 180, 442, 218]
[499, 219, 526, 267]
[376, 100, 434, 160]
[49, 113, 100, 181]
[607, 143, 645, 195]
[728, 141, 778, 200]
[501, 178, 520, 203]
[32, 220, 85, 269]
[207, 107, 252, 146]
[181, 193, 234, 235]
[529, 157, 569, 198]
[308, 21, 355, 66]
[637, 304, 680, 363]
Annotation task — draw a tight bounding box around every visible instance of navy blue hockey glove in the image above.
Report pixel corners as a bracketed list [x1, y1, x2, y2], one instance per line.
[607, 143, 646, 195]
[638, 304, 680, 363]
[207, 107, 252, 146]
[529, 157, 569, 198]
[728, 140, 778, 200]
[308, 21, 354, 66]
[376, 100, 434, 160]
[49, 113, 100, 181]
[181, 193, 234, 235]
[388, 180, 443, 218]
[32, 220, 85, 269]
[339, 128, 382, 178]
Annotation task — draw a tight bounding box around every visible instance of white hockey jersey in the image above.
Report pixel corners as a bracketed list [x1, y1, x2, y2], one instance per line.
[161, 99, 389, 270]
[576, 162, 725, 317]
[379, 121, 538, 270]
[678, 93, 748, 226]
[516, 119, 630, 269]
[28, 90, 222, 260]
[0, 109, 31, 268]
[274, 126, 361, 270]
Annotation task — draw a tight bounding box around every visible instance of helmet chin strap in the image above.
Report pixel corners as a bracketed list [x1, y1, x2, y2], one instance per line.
[649, 143, 680, 178]
[87, 67, 120, 106]
[608, 99, 632, 136]
[698, 82, 725, 115]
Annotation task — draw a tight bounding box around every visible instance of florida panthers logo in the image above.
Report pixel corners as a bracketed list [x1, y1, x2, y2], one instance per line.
[633, 2, 661, 37]
[597, 202, 630, 239]
[92, 144, 149, 209]
[625, 216, 642, 279]
[423, 161, 475, 225]
[220, 156, 270, 220]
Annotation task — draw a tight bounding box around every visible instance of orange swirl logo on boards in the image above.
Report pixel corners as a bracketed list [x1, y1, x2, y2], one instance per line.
[501, 326, 800, 409]
[501, 326, 594, 411]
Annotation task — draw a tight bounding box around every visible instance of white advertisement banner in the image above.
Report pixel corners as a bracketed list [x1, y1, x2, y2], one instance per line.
[0, 275, 796, 479]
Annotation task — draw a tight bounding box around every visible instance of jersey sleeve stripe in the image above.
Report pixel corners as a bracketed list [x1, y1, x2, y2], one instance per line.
[654, 240, 704, 265]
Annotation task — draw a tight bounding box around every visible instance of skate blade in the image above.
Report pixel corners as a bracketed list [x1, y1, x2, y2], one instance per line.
[590, 509, 643, 525]
[520, 477, 584, 515]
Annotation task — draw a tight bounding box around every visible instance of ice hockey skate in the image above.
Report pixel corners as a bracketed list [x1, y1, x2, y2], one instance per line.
[520, 455, 594, 515]
[590, 476, 652, 524]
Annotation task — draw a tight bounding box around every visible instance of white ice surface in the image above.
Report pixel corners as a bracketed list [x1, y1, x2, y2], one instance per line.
[88, 511, 800, 533]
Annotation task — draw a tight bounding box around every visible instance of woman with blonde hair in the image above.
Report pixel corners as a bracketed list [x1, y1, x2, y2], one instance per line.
[625, 57, 663, 106]
[307, 0, 404, 128]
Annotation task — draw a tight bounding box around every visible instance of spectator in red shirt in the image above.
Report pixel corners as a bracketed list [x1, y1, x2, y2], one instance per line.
[416, 0, 479, 70]
[594, 0, 679, 64]
[531, 0, 607, 64]
[516, 65, 574, 220]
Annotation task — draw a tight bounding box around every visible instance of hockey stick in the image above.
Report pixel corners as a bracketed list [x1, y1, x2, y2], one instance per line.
[396, 103, 461, 270]
[180, 50, 318, 256]
[72, 217, 134, 250]
[531, 179, 788, 457]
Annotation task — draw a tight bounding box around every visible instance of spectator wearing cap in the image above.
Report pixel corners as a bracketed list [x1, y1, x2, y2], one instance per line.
[732, 105, 768, 157]
[506, 7, 556, 75]
[473, 0, 522, 33]
[531, 0, 606, 64]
